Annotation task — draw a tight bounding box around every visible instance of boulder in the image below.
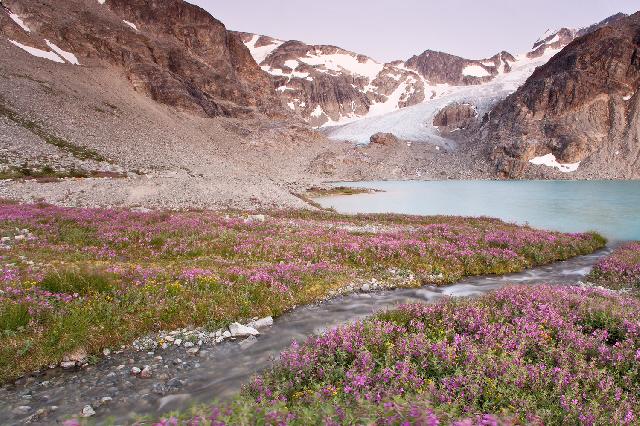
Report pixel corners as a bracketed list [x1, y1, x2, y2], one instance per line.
[228, 322, 259, 337]
[247, 316, 274, 329]
[369, 132, 400, 146]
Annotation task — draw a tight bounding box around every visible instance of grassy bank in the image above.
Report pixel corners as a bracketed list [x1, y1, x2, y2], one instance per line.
[156, 285, 640, 425]
[588, 242, 640, 291]
[0, 201, 605, 383]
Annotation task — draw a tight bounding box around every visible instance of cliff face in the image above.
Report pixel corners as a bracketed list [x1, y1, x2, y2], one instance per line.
[483, 12, 640, 178]
[1, 0, 286, 117]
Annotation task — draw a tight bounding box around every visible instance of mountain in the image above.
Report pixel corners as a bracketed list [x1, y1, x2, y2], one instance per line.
[483, 12, 640, 178]
[236, 32, 522, 128]
[1, 0, 286, 118]
[320, 37, 568, 145]
[0, 0, 636, 211]
[319, 13, 632, 152]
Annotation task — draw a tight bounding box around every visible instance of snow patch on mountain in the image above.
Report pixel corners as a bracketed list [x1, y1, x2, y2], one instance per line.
[298, 51, 383, 80]
[245, 35, 283, 64]
[45, 40, 80, 65]
[123, 20, 138, 31]
[9, 13, 31, 32]
[9, 40, 65, 63]
[462, 65, 491, 77]
[529, 153, 580, 172]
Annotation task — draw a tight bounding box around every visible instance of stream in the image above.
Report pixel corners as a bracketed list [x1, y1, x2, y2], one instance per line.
[0, 247, 612, 425]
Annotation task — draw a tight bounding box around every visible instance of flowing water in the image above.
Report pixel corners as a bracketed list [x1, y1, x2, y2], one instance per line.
[315, 180, 640, 241]
[0, 248, 612, 425]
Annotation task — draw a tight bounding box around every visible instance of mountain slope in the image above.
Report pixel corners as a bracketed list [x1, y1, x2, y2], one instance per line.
[1, 0, 286, 118]
[484, 12, 640, 178]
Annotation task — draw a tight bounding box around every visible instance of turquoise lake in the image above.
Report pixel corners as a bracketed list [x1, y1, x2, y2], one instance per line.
[315, 181, 640, 241]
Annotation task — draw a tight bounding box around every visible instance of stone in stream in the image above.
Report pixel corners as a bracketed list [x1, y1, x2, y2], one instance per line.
[228, 322, 259, 337]
[130, 367, 141, 375]
[247, 316, 273, 329]
[12, 405, 31, 415]
[239, 335, 257, 349]
[166, 378, 184, 389]
[81, 405, 95, 417]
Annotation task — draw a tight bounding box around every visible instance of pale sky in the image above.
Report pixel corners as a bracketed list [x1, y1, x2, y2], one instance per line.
[188, 0, 638, 62]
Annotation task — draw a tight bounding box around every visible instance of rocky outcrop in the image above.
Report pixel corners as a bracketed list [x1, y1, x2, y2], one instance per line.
[369, 132, 400, 146]
[405, 50, 512, 85]
[483, 12, 640, 178]
[0, 0, 286, 118]
[433, 103, 478, 133]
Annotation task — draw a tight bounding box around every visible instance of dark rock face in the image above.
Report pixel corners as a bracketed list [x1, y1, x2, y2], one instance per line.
[406, 50, 471, 84]
[405, 50, 510, 85]
[369, 132, 400, 146]
[484, 12, 640, 177]
[0, 0, 286, 118]
[433, 103, 477, 132]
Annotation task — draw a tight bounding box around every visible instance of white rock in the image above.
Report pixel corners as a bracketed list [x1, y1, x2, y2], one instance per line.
[228, 322, 259, 337]
[102, 348, 111, 356]
[186, 347, 199, 355]
[81, 405, 95, 417]
[130, 367, 141, 375]
[174, 339, 182, 346]
[14, 235, 25, 241]
[247, 316, 274, 329]
[60, 361, 76, 369]
[222, 330, 231, 339]
[183, 341, 194, 348]
[361, 283, 371, 292]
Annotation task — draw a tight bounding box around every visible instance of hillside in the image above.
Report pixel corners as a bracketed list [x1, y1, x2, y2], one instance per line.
[484, 12, 640, 178]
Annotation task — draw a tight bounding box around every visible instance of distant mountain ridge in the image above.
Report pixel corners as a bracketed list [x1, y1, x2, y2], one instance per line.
[235, 32, 526, 127]
[236, 13, 629, 134]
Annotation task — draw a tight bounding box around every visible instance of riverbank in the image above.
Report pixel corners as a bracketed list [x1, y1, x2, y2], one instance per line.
[165, 285, 640, 425]
[588, 242, 640, 292]
[0, 248, 611, 425]
[0, 201, 605, 387]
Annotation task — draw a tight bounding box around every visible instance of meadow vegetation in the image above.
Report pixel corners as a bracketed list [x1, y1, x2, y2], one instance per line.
[0, 201, 604, 384]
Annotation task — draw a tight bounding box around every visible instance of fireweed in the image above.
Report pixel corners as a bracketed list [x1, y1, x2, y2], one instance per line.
[0, 201, 604, 383]
[162, 286, 640, 425]
[589, 242, 640, 289]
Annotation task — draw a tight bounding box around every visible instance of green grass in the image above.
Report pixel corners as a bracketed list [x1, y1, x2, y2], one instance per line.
[39, 270, 116, 295]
